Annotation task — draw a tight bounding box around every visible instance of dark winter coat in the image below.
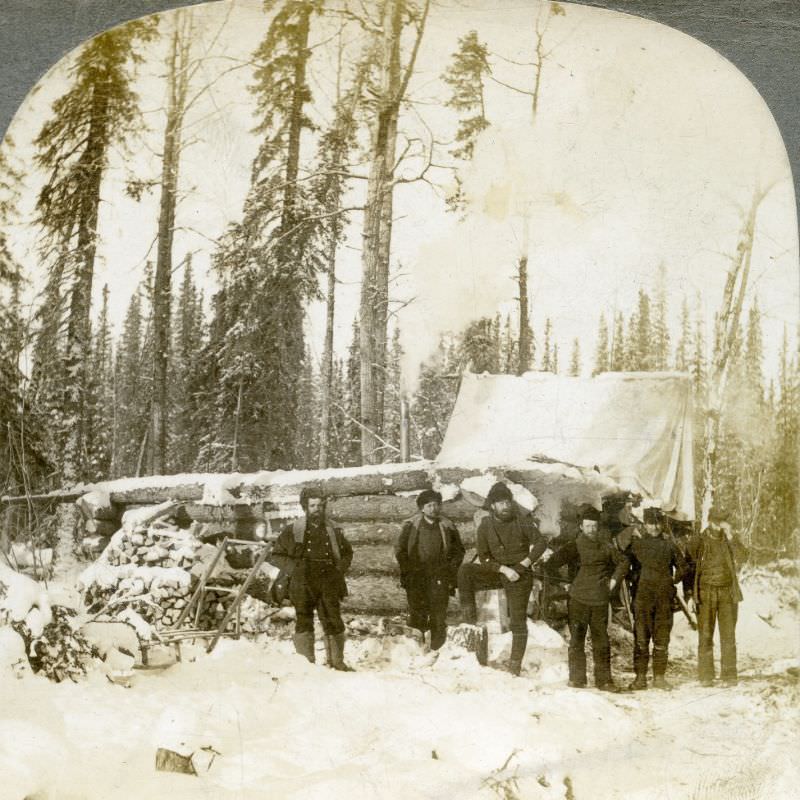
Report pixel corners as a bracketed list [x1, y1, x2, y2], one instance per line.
[548, 533, 629, 606]
[395, 513, 465, 591]
[270, 517, 353, 598]
[476, 511, 547, 573]
[684, 530, 744, 605]
[628, 535, 687, 591]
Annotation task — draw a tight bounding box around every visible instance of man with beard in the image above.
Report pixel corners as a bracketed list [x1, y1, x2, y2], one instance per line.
[269, 487, 354, 671]
[395, 489, 466, 651]
[547, 506, 629, 692]
[458, 481, 547, 676]
[626, 507, 687, 690]
[684, 510, 745, 687]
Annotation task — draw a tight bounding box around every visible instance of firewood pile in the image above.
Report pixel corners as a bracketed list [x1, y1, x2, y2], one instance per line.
[78, 501, 274, 632]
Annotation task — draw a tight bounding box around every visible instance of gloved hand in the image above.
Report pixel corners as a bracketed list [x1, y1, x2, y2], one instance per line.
[499, 565, 520, 582]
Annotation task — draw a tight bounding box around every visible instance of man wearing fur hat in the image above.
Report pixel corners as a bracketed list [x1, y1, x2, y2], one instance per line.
[395, 489, 466, 651]
[683, 510, 745, 687]
[269, 487, 354, 671]
[625, 507, 687, 690]
[457, 481, 547, 676]
[547, 506, 629, 691]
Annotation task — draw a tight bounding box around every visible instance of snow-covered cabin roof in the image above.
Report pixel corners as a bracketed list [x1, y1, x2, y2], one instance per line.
[435, 371, 695, 520]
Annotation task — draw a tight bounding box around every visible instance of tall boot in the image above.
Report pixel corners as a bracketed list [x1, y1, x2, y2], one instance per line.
[508, 633, 527, 676]
[326, 633, 355, 672]
[293, 632, 315, 663]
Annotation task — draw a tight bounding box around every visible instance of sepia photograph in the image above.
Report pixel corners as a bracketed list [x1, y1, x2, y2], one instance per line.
[0, 0, 797, 797]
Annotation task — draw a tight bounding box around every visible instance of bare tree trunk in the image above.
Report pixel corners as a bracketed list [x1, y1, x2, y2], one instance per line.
[700, 189, 767, 528]
[517, 255, 531, 374]
[359, 0, 429, 464]
[151, 16, 192, 475]
[62, 86, 109, 484]
[319, 234, 337, 469]
[232, 375, 244, 472]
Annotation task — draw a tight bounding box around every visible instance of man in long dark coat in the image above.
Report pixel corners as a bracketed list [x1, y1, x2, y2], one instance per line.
[395, 489, 465, 650]
[547, 506, 629, 692]
[458, 481, 548, 676]
[269, 487, 354, 671]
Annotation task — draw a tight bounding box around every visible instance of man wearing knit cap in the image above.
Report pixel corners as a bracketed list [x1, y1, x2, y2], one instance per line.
[457, 481, 548, 676]
[547, 505, 629, 691]
[625, 507, 687, 690]
[395, 489, 466, 651]
[269, 486, 354, 670]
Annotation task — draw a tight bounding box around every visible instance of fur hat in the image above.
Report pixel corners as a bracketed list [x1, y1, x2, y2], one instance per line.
[299, 486, 325, 511]
[416, 489, 443, 509]
[486, 481, 514, 506]
[643, 507, 663, 524]
[580, 506, 601, 522]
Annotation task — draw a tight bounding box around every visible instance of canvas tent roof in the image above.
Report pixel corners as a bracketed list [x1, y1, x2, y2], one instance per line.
[435, 371, 695, 521]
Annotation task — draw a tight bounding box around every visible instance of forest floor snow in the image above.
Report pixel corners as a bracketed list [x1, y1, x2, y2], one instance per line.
[1, 566, 798, 800]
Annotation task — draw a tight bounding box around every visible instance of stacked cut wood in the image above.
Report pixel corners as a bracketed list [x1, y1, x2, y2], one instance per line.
[60, 462, 615, 619]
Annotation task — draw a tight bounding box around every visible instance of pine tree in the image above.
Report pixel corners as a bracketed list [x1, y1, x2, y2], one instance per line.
[381, 326, 404, 462]
[593, 314, 609, 376]
[460, 318, 500, 373]
[634, 289, 653, 370]
[343, 317, 362, 467]
[411, 338, 458, 460]
[652, 263, 670, 370]
[692, 296, 707, 401]
[358, 0, 431, 463]
[674, 295, 691, 372]
[314, 37, 368, 468]
[610, 312, 625, 372]
[552, 342, 559, 374]
[33, 19, 156, 481]
[443, 30, 491, 161]
[84, 285, 114, 480]
[210, 0, 325, 471]
[569, 338, 580, 377]
[113, 289, 150, 477]
[541, 318, 553, 372]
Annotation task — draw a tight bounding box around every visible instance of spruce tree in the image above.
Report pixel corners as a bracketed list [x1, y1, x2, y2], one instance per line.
[593, 314, 609, 376]
[652, 263, 670, 370]
[443, 30, 491, 161]
[33, 19, 155, 482]
[674, 295, 691, 372]
[610, 312, 625, 372]
[84, 285, 114, 480]
[569, 338, 580, 377]
[541, 318, 553, 372]
[382, 326, 404, 462]
[344, 317, 362, 466]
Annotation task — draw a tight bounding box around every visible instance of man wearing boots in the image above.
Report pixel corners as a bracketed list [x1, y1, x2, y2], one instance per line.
[547, 506, 629, 692]
[457, 481, 547, 676]
[625, 507, 687, 691]
[395, 489, 465, 651]
[684, 510, 745, 687]
[269, 487, 354, 671]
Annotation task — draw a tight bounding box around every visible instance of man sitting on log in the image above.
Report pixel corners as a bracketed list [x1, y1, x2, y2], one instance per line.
[457, 481, 548, 676]
[395, 489, 466, 651]
[269, 487, 354, 671]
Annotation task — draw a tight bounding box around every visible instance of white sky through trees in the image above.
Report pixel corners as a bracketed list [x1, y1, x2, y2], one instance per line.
[2, 0, 797, 387]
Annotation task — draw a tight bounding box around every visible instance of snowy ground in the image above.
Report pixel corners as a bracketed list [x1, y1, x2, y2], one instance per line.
[1, 566, 798, 800]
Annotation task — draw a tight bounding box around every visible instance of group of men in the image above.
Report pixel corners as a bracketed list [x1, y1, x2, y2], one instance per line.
[269, 482, 744, 690]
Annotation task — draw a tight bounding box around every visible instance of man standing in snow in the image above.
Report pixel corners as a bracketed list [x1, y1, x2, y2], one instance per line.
[457, 481, 547, 676]
[269, 487, 354, 671]
[684, 510, 745, 687]
[625, 507, 687, 691]
[395, 489, 466, 651]
[547, 506, 629, 692]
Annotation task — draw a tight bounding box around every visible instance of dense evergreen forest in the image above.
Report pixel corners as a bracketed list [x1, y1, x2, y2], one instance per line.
[0, 1, 796, 561]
